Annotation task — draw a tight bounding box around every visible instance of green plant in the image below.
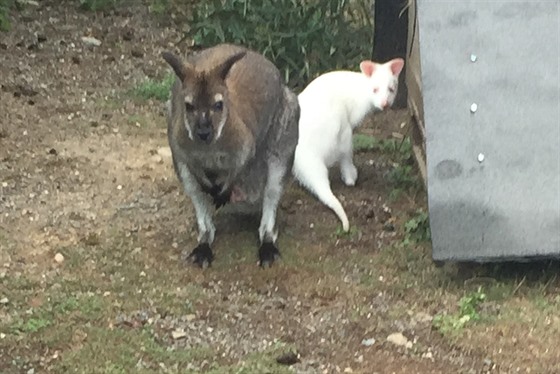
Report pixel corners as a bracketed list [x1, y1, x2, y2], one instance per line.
[131, 73, 175, 102]
[433, 288, 487, 334]
[404, 209, 430, 243]
[187, 0, 372, 90]
[10, 317, 52, 333]
[332, 225, 360, 239]
[0, 0, 14, 31]
[353, 134, 380, 152]
[78, 0, 118, 11]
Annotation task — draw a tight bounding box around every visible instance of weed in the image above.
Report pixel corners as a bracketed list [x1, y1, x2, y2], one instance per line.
[433, 288, 487, 334]
[187, 0, 372, 90]
[10, 317, 51, 333]
[78, 0, 118, 11]
[332, 225, 360, 239]
[353, 134, 380, 152]
[403, 209, 431, 243]
[131, 73, 175, 102]
[0, 0, 14, 31]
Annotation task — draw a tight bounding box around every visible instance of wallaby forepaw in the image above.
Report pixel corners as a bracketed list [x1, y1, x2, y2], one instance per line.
[187, 243, 214, 268]
[258, 242, 280, 268]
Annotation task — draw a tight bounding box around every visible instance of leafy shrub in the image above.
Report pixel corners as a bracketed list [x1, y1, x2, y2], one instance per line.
[187, 0, 373, 90]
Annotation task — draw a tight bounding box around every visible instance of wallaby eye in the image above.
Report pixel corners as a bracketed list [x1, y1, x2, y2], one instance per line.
[373, 88, 379, 94]
[185, 102, 195, 112]
[389, 87, 396, 93]
[213, 101, 224, 112]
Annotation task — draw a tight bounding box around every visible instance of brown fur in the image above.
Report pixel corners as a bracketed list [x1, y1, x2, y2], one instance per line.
[162, 43, 300, 267]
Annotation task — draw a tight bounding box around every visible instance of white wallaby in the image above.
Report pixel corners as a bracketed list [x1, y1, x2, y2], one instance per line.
[292, 58, 405, 232]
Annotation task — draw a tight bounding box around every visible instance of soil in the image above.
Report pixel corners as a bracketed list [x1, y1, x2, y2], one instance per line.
[1, 2, 559, 374]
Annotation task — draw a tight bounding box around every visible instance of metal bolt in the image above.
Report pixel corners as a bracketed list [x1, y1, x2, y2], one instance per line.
[470, 54, 477, 62]
[470, 103, 478, 113]
[478, 153, 485, 163]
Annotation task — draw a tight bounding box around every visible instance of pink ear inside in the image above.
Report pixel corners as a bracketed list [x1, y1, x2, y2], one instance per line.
[359, 61, 376, 77]
[389, 58, 405, 76]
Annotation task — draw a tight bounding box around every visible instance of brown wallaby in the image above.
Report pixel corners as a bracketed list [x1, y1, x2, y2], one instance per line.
[162, 44, 300, 268]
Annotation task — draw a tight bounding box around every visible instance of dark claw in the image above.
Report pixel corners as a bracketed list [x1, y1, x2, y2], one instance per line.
[188, 243, 214, 268]
[258, 242, 280, 267]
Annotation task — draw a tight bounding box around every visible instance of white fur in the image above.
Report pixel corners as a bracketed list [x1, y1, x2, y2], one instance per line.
[259, 160, 286, 243]
[292, 59, 404, 231]
[178, 163, 216, 243]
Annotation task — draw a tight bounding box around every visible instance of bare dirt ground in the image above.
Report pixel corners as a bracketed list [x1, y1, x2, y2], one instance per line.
[1, 2, 559, 374]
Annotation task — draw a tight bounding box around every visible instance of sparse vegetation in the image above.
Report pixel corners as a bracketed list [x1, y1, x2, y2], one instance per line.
[0, 0, 14, 31]
[403, 209, 430, 243]
[433, 288, 487, 335]
[78, 0, 118, 11]
[187, 0, 372, 89]
[131, 73, 175, 102]
[2, 1, 560, 373]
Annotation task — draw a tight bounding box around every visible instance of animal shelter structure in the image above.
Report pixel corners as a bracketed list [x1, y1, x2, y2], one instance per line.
[404, 0, 560, 261]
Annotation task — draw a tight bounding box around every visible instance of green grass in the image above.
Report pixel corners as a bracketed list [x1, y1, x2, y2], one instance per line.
[0, 0, 14, 31]
[432, 288, 487, 335]
[78, 0, 118, 11]
[332, 225, 360, 239]
[130, 73, 175, 102]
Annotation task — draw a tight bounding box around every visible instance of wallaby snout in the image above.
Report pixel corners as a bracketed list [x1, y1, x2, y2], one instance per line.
[194, 112, 213, 142]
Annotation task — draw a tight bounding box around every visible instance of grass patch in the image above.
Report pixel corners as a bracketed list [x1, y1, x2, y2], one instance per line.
[403, 209, 431, 244]
[433, 288, 487, 335]
[332, 225, 360, 239]
[0, 0, 15, 31]
[52, 327, 215, 373]
[78, 0, 119, 11]
[131, 73, 175, 102]
[206, 341, 296, 374]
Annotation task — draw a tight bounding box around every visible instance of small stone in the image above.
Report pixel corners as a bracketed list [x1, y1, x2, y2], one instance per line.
[156, 147, 172, 158]
[386, 332, 409, 347]
[26, 368, 35, 374]
[275, 351, 299, 366]
[344, 368, 353, 373]
[54, 253, 64, 263]
[139, 271, 146, 277]
[1, 182, 7, 187]
[361, 338, 375, 347]
[423, 351, 433, 359]
[81, 36, 102, 47]
[0, 333, 5, 339]
[415, 312, 433, 324]
[151, 155, 163, 164]
[131, 48, 144, 58]
[0, 297, 8, 304]
[185, 314, 196, 322]
[171, 329, 187, 340]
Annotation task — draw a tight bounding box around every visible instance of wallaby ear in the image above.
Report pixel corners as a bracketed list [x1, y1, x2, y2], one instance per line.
[359, 60, 376, 77]
[389, 58, 405, 76]
[162, 51, 189, 81]
[213, 51, 247, 81]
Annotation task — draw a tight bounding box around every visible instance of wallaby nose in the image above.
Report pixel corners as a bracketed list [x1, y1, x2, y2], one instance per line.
[380, 100, 388, 109]
[196, 127, 213, 142]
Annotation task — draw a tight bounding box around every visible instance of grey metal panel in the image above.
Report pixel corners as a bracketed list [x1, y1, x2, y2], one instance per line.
[418, 0, 560, 261]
